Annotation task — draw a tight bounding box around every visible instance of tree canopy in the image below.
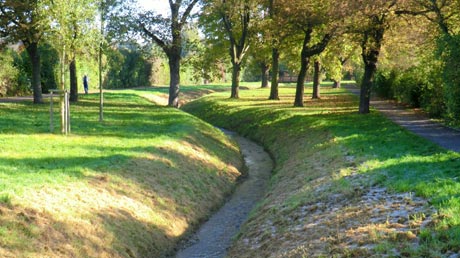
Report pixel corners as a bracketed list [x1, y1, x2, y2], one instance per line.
[0, 0, 459, 123]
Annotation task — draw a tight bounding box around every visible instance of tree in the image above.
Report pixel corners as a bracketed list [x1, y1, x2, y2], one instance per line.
[105, 43, 152, 88]
[139, 0, 199, 107]
[265, 0, 292, 100]
[248, 5, 272, 88]
[189, 37, 230, 83]
[248, 39, 271, 88]
[0, 0, 49, 104]
[322, 35, 359, 89]
[401, 0, 460, 122]
[311, 59, 321, 99]
[348, 0, 401, 114]
[201, 0, 253, 99]
[279, 0, 335, 107]
[48, 0, 99, 102]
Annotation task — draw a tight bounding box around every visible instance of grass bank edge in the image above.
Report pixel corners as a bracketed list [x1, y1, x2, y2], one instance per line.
[183, 87, 460, 257]
[0, 92, 245, 258]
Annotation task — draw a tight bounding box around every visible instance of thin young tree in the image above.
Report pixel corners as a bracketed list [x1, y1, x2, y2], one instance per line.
[48, 0, 99, 103]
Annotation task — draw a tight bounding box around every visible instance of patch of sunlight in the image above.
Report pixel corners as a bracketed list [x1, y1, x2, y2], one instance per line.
[19, 182, 189, 239]
[372, 153, 457, 170]
[357, 159, 383, 173]
[163, 139, 241, 176]
[334, 134, 362, 143]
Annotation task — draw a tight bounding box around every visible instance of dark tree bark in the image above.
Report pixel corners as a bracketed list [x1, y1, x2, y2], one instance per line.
[221, 1, 250, 99]
[25, 42, 43, 104]
[260, 62, 270, 88]
[294, 29, 331, 107]
[269, 48, 280, 100]
[312, 60, 321, 99]
[69, 58, 78, 102]
[220, 63, 227, 82]
[168, 51, 181, 107]
[332, 79, 341, 89]
[359, 18, 385, 114]
[140, 0, 198, 108]
[359, 61, 376, 114]
[294, 51, 309, 107]
[231, 62, 241, 98]
[0, 2, 44, 104]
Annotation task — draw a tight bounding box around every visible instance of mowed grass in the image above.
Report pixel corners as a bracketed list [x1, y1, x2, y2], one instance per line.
[127, 84, 233, 106]
[0, 92, 243, 257]
[183, 84, 460, 257]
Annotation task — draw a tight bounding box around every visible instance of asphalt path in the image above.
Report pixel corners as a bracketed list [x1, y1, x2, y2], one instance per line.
[345, 85, 460, 152]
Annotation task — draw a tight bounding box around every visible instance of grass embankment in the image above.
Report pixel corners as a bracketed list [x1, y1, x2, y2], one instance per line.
[129, 84, 233, 106]
[183, 85, 460, 257]
[0, 92, 243, 257]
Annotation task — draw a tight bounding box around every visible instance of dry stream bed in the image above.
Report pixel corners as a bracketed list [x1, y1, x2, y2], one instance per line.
[175, 131, 273, 258]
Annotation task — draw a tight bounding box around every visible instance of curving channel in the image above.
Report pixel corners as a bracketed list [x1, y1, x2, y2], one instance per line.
[175, 131, 273, 258]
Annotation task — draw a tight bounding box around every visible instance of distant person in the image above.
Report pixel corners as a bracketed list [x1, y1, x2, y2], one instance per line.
[83, 75, 89, 94]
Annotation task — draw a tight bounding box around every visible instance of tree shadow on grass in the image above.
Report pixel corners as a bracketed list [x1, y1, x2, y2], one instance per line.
[0, 137, 240, 257]
[0, 92, 245, 257]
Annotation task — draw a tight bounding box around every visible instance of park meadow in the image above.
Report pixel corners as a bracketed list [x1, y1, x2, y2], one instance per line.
[0, 84, 460, 257]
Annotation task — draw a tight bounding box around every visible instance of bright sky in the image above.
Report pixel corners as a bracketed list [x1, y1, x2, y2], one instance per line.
[137, 0, 170, 15]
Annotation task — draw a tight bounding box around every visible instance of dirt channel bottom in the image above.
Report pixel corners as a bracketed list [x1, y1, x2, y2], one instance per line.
[175, 131, 273, 258]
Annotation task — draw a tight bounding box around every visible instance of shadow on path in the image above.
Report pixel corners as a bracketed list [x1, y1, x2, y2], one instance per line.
[344, 85, 460, 152]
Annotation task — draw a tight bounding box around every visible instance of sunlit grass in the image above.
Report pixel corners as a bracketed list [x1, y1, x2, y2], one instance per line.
[183, 84, 460, 257]
[0, 92, 243, 257]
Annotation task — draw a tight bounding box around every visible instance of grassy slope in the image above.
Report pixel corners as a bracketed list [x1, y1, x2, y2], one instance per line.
[183, 85, 460, 257]
[0, 92, 243, 257]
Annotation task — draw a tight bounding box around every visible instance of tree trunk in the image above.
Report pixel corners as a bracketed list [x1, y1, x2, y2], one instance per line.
[333, 79, 341, 88]
[312, 60, 321, 99]
[294, 49, 309, 107]
[168, 53, 181, 107]
[220, 63, 227, 82]
[26, 42, 43, 104]
[269, 48, 280, 100]
[231, 62, 241, 99]
[359, 61, 376, 114]
[260, 62, 270, 88]
[69, 58, 78, 102]
[359, 24, 384, 114]
[99, 40, 104, 122]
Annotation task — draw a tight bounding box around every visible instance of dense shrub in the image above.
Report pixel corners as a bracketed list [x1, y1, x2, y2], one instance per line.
[0, 49, 20, 97]
[0, 49, 32, 97]
[12, 44, 59, 94]
[373, 64, 446, 117]
[438, 35, 460, 124]
[105, 46, 152, 88]
[373, 70, 397, 99]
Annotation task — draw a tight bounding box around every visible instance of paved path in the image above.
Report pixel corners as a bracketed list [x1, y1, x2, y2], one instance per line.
[0, 96, 37, 103]
[345, 85, 460, 152]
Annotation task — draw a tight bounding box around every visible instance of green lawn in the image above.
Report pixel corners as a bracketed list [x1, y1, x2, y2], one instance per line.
[183, 84, 460, 257]
[0, 92, 243, 257]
